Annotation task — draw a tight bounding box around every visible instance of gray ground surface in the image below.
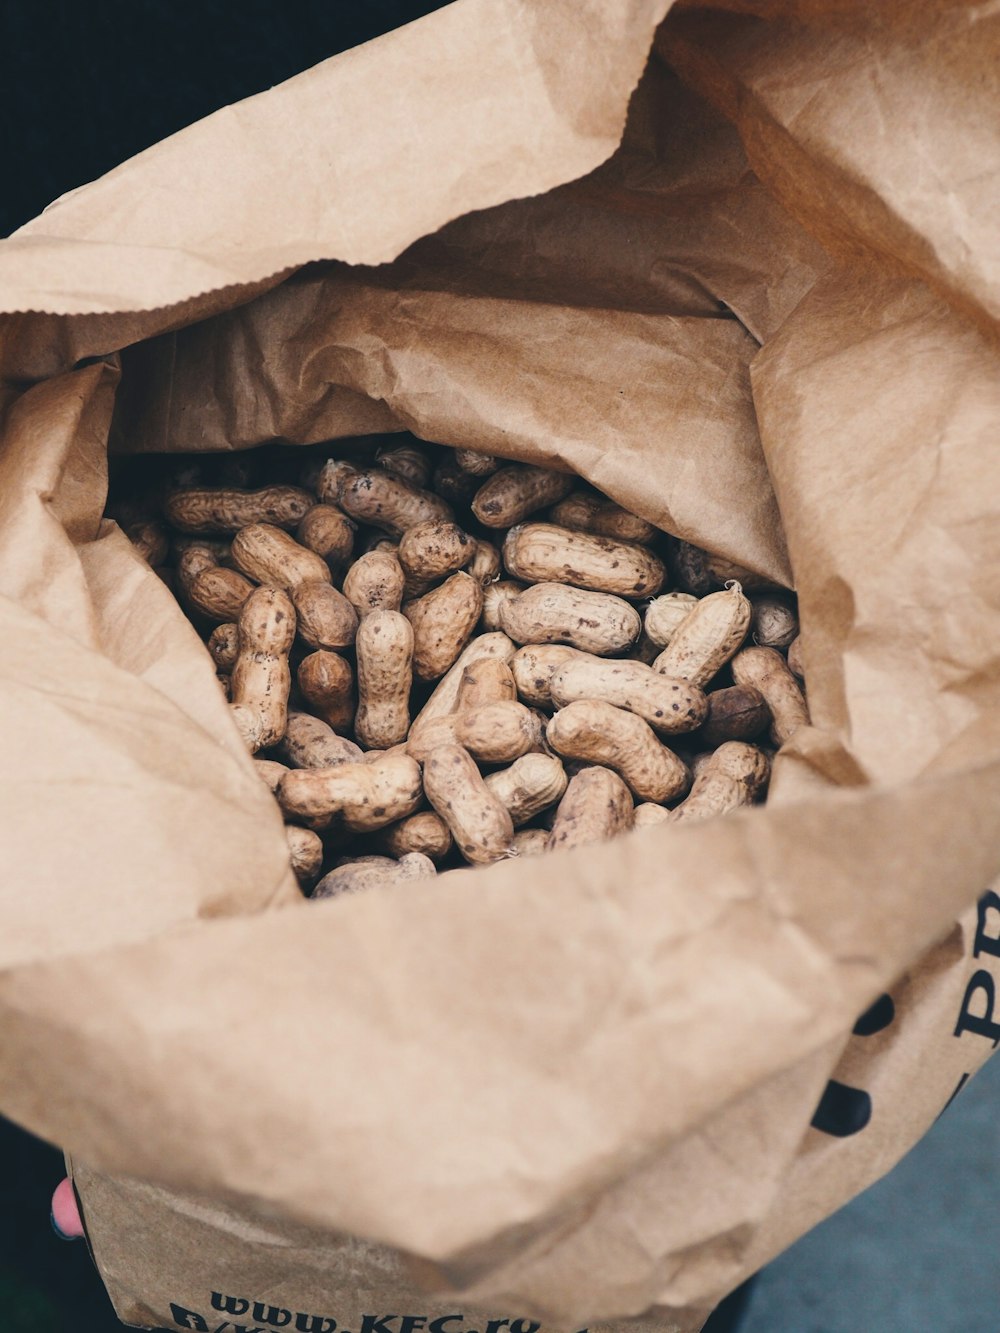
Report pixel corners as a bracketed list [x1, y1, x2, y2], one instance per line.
[740, 1053, 1000, 1332]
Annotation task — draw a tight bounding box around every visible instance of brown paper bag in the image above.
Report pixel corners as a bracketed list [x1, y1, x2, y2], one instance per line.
[2, 1, 1000, 1330]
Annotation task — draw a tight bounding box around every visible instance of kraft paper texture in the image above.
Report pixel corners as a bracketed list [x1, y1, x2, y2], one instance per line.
[1, 1, 998, 1329]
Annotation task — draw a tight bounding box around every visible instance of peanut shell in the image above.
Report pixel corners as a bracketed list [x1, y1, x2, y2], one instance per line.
[422, 744, 514, 865]
[547, 700, 689, 803]
[503, 523, 664, 599]
[404, 571, 483, 681]
[471, 465, 574, 528]
[499, 583, 640, 656]
[546, 766, 634, 852]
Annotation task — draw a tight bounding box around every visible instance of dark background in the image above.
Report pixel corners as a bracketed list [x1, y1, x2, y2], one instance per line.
[0, 1, 451, 238]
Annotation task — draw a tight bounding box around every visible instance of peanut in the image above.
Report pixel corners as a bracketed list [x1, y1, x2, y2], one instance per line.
[342, 550, 406, 619]
[510, 828, 550, 857]
[485, 754, 567, 826]
[550, 491, 656, 545]
[278, 711, 363, 769]
[482, 580, 524, 632]
[672, 542, 716, 596]
[546, 766, 634, 852]
[670, 741, 770, 823]
[644, 592, 699, 648]
[340, 468, 452, 538]
[652, 583, 751, 687]
[422, 744, 514, 865]
[373, 811, 453, 861]
[172, 534, 231, 564]
[363, 535, 400, 556]
[360, 744, 411, 764]
[705, 552, 773, 591]
[408, 631, 516, 739]
[291, 581, 359, 651]
[278, 753, 423, 832]
[404, 571, 483, 681]
[166, 485, 313, 534]
[297, 504, 356, 568]
[453, 658, 517, 711]
[376, 444, 432, 489]
[472, 465, 574, 529]
[297, 651, 355, 734]
[231, 523, 332, 590]
[286, 826, 324, 885]
[398, 520, 473, 595]
[632, 632, 662, 665]
[408, 700, 542, 765]
[675, 542, 774, 593]
[510, 644, 590, 708]
[188, 566, 255, 622]
[699, 685, 770, 747]
[229, 586, 296, 753]
[125, 519, 169, 566]
[730, 646, 810, 747]
[466, 539, 502, 587]
[751, 593, 799, 650]
[547, 700, 690, 803]
[499, 583, 640, 656]
[314, 459, 359, 505]
[549, 658, 707, 735]
[632, 802, 670, 829]
[433, 457, 480, 506]
[503, 523, 665, 599]
[355, 610, 413, 748]
[312, 851, 435, 900]
[787, 634, 805, 679]
[176, 543, 219, 592]
[454, 448, 499, 477]
[207, 623, 240, 672]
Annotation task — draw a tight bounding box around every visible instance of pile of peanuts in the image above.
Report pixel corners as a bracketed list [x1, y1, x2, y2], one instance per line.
[115, 440, 809, 899]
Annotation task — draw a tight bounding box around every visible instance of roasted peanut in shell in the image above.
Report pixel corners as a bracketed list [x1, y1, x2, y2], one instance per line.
[404, 571, 483, 681]
[547, 700, 690, 803]
[471, 465, 574, 529]
[546, 766, 634, 852]
[499, 583, 641, 657]
[423, 744, 514, 865]
[355, 610, 414, 749]
[503, 523, 665, 599]
[166, 485, 313, 534]
[278, 753, 423, 833]
[730, 646, 809, 747]
[549, 658, 707, 735]
[228, 586, 296, 754]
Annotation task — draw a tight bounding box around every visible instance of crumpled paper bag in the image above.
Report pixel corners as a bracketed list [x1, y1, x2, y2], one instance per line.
[1, 1, 999, 1330]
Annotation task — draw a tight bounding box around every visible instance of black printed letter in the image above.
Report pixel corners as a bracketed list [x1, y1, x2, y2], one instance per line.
[974, 891, 1000, 959]
[213, 1294, 251, 1316]
[362, 1316, 398, 1333]
[430, 1317, 465, 1333]
[169, 1307, 209, 1332]
[954, 969, 1000, 1045]
[253, 1305, 292, 1328]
